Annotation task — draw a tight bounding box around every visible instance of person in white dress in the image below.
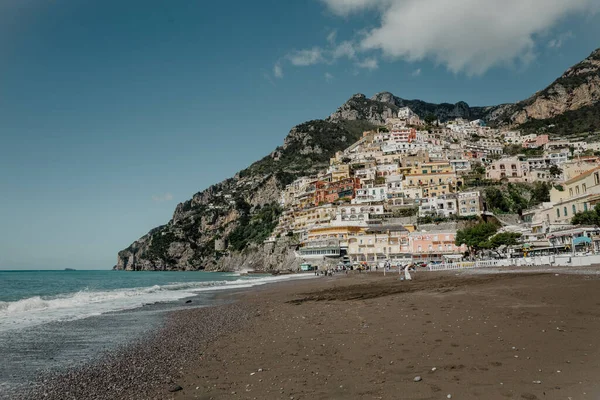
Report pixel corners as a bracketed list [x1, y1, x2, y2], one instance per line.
[404, 265, 412, 281]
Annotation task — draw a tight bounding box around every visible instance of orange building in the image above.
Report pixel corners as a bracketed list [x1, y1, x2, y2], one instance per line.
[314, 178, 361, 206]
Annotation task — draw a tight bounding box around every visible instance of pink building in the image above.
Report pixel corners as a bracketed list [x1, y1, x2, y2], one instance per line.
[523, 134, 549, 149]
[409, 232, 467, 261]
[486, 157, 531, 182]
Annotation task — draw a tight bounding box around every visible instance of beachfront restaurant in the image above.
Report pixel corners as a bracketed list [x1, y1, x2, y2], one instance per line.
[545, 227, 600, 254]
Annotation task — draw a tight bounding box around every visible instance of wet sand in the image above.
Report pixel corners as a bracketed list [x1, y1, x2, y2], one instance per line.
[15, 268, 600, 400]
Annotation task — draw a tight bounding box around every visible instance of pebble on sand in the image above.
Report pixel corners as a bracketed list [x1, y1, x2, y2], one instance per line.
[414, 376, 422, 382]
[169, 385, 183, 392]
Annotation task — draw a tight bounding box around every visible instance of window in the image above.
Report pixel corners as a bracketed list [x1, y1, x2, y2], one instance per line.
[573, 205, 577, 215]
[511, 164, 517, 170]
[583, 184, 587, 193]
[569, 188, 573, 196]
[576, 186, 580, 195]
[595, 173, 599, 185]
[564, 207, 568, 216]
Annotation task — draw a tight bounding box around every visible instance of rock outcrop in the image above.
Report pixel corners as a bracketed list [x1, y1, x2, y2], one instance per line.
[509, 49, 600, 124]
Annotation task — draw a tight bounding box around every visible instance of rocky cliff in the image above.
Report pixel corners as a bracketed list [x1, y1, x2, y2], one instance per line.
[115, 47, 600, 271]
[115, 119, 376, 271]
[499, 48, 600, 126]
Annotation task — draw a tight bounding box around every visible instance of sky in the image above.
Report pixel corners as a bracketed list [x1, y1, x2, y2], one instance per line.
[1, 0, 600, 270]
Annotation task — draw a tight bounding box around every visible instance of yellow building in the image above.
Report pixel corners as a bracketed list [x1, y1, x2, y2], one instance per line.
[404, 172, 460, 188]
[408, 161, 453, 175]
[307, 225, 365, 241]
[421, 183, 457, 198]
[330, 164, 350, 182]
[290, 205, 336, 232]
[550, 166, 600, 223]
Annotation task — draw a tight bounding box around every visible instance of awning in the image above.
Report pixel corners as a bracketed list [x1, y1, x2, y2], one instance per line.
[573, 236, 592, 246]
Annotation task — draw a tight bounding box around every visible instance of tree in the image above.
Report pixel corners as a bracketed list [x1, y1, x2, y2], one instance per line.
[472, 162, 486, 175]
[481, 232, 522, 256]
[529, 182, 551, 206]
[571, 205, 600, 225]
[424, 114, 437, 125]
[549, 164, 562, 178]
[485, 187, 510, 213]
[455, 222, 499, 253]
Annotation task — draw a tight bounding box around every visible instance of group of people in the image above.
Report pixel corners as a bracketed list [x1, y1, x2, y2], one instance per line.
[310, 261, 413, 280]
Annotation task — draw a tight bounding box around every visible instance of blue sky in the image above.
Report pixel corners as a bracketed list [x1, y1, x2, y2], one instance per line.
[1, 0, 599, 269]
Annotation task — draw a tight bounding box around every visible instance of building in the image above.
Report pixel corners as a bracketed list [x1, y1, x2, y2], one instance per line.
[457, 191, 483, 216]
[449, 159, 471, 173]
[523, 134, 549, 148]
[409, 230, 467, 262]
[486, 157, 530, 182]
[329, 163, 350, 182]
[314, 178, 361, 206]
[418, 195, 458, 218]
[549, 166, 600, 224]
[352, 186, 388, 204]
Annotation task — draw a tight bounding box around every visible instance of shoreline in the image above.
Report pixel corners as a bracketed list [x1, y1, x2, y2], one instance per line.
[6, 274, 316, 400]
[10, 267, 600, 399]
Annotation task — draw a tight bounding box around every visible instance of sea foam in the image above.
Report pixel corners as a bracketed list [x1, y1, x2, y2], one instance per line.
[0, 273, 313, 332]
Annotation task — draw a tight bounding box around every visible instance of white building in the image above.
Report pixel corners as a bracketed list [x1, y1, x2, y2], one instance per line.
[418, 195, 458, 218]
[352, 186, 388, 204]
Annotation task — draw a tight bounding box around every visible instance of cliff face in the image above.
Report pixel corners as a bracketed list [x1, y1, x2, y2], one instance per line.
[115, 119, 376, 271]
[328, 93, 399, 125]
[510, 49, 600, 124]
[116, 48, 600, 271]
[367, 91, 496, 122]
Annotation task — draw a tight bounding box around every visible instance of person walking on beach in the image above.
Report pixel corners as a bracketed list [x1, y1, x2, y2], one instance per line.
[404, 265, 412, 281]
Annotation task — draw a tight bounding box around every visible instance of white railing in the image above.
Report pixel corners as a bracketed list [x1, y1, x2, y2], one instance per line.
[427, 259, 510, 271]
[427, 254, 600, 270]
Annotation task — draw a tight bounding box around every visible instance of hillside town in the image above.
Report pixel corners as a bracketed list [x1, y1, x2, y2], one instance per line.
[268, 107, 600, 267]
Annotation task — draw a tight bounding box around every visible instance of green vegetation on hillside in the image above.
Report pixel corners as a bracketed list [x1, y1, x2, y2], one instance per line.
[502, 145, 543, 157]
[572, 204, 600, 226]
[483, 182, 551, 214]
[240, 119, 376, 179]
[227, 202, 282, 252]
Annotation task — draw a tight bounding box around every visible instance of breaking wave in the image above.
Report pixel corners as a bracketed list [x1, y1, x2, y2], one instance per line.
[0, 274, 313, 331]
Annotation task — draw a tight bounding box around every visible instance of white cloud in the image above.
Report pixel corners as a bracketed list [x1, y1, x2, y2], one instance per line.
[356, 57, 378, 70]
[321, 0, 598, 75]
[327, 30, 337, 45]
[273, 62, 283, 78]
[287, 47, 323, 66]
[547, 31, 575, 48]
[332, 41, 356, 59]
[411, 68, 421, 77]
[152, 193, 173, 203]
[322, 0, 387, 15]
[325, 72, 334, 82]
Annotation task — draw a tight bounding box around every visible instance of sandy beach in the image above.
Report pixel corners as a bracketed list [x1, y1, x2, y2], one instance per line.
[16, 268, 600, 400]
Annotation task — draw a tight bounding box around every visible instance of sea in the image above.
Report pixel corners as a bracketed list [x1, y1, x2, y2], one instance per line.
[0, 269, 313, 396]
